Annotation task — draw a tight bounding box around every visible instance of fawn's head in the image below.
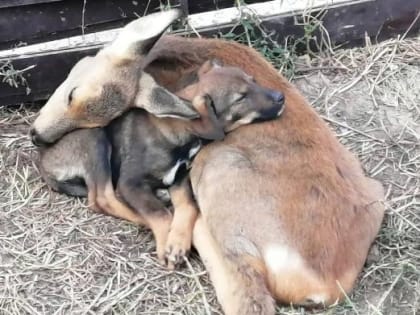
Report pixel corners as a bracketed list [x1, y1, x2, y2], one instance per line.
[31, 9, 198, 146]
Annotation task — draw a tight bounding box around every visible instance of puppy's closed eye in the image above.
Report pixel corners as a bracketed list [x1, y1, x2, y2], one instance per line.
[233, 93, 246, 103]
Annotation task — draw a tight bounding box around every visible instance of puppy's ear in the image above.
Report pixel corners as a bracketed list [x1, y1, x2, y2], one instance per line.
[191, 95, 225, 141]
[135, 72, 199, 119]
[175, 82, 199, 101]
[197, 59, 224, 78]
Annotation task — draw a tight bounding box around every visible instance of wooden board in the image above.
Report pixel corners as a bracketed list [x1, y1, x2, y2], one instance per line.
[0, 0, 270, 49]
[0, 0, 61, 9]
[0, 48, 98, 105]
[188, 0, 268, 14]
[0, 0, 419, 105]
[0, 0, 166, 49]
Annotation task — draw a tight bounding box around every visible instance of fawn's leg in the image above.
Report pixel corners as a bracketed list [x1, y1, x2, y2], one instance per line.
[193, 216, 275, 315]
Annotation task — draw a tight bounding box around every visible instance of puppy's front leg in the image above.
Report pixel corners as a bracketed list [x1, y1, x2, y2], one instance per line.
[166, 176, 199, 269]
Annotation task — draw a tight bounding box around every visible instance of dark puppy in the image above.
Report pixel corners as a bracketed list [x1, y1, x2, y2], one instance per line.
[38, 60, 285, 268]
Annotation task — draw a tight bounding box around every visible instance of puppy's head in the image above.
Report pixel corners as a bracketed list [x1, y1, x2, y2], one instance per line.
[178, 59, 285, 137]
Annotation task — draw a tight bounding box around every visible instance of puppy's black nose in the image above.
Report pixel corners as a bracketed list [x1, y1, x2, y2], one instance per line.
[267, 90, 285, 104]
[30, 128, 46, 147]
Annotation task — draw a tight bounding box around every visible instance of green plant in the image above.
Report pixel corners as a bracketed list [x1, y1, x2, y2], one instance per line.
[0, 60, 34, 95]
[217, 2, 333, 79]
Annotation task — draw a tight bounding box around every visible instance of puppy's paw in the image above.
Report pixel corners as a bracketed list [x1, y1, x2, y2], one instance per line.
[155, 237, 169, 268]
[164, 229, 192, 269]
[157, 250, 167, 267]
[88, 202, 103, 214]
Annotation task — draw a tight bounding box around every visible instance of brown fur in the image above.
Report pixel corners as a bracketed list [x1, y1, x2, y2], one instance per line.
[143, 35, 385, 313]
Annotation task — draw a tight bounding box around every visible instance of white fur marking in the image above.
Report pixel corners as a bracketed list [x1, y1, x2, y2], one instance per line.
[162, 141, 202, 186]
[276, 105, 285, 117]
[305, 294, 327, 304]
[54, 165, 85, 181]
[264, 244, 304, 273]
[188, 142, 202, 159]
[162, 160, 185, 186]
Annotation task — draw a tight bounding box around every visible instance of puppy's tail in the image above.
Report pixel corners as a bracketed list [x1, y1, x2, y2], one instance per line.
[40, 166, 88, 197]
[193, 217, 275, 315]
[54, 177, 88, 197]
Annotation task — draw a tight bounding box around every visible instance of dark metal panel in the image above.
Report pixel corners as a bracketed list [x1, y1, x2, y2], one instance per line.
[261, 0, 419, 50]
[0, 0, 62, 9]
[0, 0, 165, 49]
[187, 0, 268, 14]
[0, 48, 98, 105]
[0, 0, 273, 48]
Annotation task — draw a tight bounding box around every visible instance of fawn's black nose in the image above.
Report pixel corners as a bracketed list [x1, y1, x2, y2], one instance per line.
[30, 128, 47, 147]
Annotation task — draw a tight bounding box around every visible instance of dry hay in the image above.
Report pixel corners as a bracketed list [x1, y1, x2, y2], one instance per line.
[0, 35, 419, 315]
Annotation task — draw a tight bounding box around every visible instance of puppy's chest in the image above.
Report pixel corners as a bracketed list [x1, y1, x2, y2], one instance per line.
[161, 139, 202, 186]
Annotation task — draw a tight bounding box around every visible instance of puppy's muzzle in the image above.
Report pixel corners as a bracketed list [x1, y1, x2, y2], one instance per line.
[262, 90, 285, 119]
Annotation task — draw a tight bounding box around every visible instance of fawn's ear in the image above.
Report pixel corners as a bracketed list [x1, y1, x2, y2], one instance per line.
[191, 94, 225, 140]
[197, 59, 224, 78]
[103, 9, 182, 62]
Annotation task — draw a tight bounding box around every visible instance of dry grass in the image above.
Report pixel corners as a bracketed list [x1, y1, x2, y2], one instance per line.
[1, 35, 419, 314]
